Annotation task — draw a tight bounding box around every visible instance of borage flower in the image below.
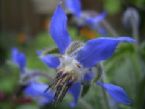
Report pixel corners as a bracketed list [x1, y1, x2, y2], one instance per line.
[11, 48, 33, 83]
[38, 4, 135, 107]
[11, 48, 54, 105]
[65, 0, 107, 35]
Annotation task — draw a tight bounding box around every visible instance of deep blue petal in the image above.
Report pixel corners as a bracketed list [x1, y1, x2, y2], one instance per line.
[68, 82, 81, 107]
[84, 12, 107, 35]
[38, 53, 60, 68]
[76, 37, 136, 68]
[65, 0, 81, 17]
[85, 12, 107, 26]
[24, 82, 54, 105]
[50, 4, 71, 54]
[11, 48, 26, 72]
[97, 82, 133, 105]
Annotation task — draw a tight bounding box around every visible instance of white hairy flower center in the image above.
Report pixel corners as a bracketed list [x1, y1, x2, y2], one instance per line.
[58, 55, 87, 81]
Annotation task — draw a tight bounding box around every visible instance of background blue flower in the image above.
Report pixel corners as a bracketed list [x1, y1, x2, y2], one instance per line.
[65, 0, 107, 35]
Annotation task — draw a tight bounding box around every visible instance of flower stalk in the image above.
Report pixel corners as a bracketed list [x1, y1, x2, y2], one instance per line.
[96, 63, 112, 109]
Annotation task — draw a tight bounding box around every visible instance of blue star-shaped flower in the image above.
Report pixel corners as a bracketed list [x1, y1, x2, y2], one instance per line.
[11, 48, 54, 105]
[38, 4, 135, 107]
[65, 0, 107, 35]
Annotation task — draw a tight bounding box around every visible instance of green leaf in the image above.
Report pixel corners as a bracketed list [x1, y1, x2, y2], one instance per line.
[16, 104, 39, 109]
[104, 0, 121, 14]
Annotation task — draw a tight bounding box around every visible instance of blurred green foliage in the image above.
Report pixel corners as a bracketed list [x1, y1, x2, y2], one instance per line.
[104, 0, 145, 14]
[104, 0, 121, 14]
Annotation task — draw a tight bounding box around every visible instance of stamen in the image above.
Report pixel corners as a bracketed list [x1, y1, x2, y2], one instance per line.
[48, 72, 74, 105]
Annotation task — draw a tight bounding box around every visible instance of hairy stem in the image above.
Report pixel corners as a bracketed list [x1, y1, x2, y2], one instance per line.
[79, 98, 94, 109]
[102, 20, 119, 36]
[96, 63, 116, 109]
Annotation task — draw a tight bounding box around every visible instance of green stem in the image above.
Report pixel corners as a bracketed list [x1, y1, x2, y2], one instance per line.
[130, 14, 141, 82]
[131, 17, 139, 43]
[96, 63, 112, 109]
[102, 20, 119, 37]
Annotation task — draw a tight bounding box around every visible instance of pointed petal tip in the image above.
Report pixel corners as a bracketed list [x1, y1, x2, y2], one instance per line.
[76, 37, 136, 68]
[11, 48, 26, 72]
[68, 82, 81, 108]
[97, 82, 133, 105]
[117, 37, 137, 43]
[38, 53, 60, 68]
[50, 3, 71, 54]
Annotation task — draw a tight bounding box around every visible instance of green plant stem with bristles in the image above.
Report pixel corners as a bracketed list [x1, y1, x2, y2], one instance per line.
[102, 20, 119, 37]
[130, 14, 141, 82]
[102, 14, 142, 109]
[96, 63, 112, 109]
[130, 13, 144, 109]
